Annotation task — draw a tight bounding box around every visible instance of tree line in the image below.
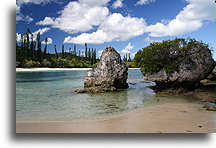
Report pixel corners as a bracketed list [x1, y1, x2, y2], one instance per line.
[16, 28, 98, 68]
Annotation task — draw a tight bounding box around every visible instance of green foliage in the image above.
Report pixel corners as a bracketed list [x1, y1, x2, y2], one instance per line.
[23, 59, 40, 68]
[134, 38, 209, 74]
[125, 62, 137, 68]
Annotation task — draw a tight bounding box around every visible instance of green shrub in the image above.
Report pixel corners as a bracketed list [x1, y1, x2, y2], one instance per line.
[134, 38, 209, 74]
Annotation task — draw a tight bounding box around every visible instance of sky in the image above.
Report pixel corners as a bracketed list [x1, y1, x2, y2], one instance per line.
[16, 0, 216, 59]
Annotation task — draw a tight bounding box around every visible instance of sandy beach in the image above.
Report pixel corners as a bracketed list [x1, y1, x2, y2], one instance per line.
[16, 102, 215, 133]
[16, 68, 92, 71]
[16, 67, 140, 72]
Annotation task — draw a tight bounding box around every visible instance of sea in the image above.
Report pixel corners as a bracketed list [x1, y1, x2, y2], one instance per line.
[16, 69, 199, 121]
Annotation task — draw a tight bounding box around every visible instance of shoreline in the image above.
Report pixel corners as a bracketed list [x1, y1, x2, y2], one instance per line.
[16, 67, 92, 72]
[16, 102, 215, 133]
[16, 67, 140, 72]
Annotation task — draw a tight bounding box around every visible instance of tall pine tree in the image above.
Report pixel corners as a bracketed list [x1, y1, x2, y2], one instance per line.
[62, 44, 65, 58]
[54, 44, 58, 58]
[85, 43, 88, 60]
[43, 37, 48, 59]
[36, 32, 41, 63]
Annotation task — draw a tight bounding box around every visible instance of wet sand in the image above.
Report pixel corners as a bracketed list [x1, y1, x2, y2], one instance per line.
[16, 103, 215, 133]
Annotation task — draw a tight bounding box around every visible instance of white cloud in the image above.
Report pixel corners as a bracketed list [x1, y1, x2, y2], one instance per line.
[32, 28, 50, 40]
[64, 13, 146, 44]
[37, 1, 110, 34]
[112, 0, 124, 9]
[16, 0, 55, 6]
[121, 43, 134, 54]
[98, 50, 103, 57]
[36, 17, 55, 25]
[16, 27, 50, 42]
[144, 37, 154, 43]
[78, 0, 111, 7]
[16, 0, 55, 23]
[42, 38, 53, 45]
[144, 37, 161, 43]
[16, 33, 22, 42]
[16, 13, 33, 24]
[135, 0, 156, 6]
[40, 0, 216, 44]
[146, 0, 216, 37]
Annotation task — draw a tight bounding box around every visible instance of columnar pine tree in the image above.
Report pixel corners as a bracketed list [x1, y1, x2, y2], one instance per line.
[30, 33, 34, 60]
[126, 53, 128, 62]
[85, 43, 88, 60]
[44, 37, 48, 59]
[62, 44, 65, 58]
[54, 44, 58, 58]
[128, 53, 132, 62]
[74, 44, 76, 56]
[26, 28, 31, 59]
[78, 51, 81, 57]
[36, 32, 41, 63]
[88, 48, 91, 61]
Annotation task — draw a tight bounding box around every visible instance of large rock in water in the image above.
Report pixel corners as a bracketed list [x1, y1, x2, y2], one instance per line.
[75, 46, 128, 93]
[143, 42, 215, 90]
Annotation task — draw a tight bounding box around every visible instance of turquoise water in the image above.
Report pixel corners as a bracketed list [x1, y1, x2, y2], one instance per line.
[16, 69, 199, 121]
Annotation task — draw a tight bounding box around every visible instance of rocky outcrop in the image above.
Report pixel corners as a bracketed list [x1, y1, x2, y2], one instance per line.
[143, 45, 215, 90]
[75, 46, 128, 93]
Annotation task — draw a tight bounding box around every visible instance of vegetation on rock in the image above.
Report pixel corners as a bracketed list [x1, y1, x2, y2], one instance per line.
[134, 38, 211, 74]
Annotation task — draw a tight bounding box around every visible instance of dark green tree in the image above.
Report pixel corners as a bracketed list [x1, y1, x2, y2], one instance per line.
[54, 44, 58, 58]
[43, 37, 48, 59]
[25, 29, 31, 59]
[128, 53, 132, 62]
[85, 43, 88, 60]
[74, 44, 76, 56]
[62, 44, 65, 58]
[88, 48, 91, 61]
[30, 33, 34, 60]
[36, 32, 42, 63]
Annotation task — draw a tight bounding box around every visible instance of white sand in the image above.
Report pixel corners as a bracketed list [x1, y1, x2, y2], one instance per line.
[16, 103, 216, 133]
[16, 68, 92, 71]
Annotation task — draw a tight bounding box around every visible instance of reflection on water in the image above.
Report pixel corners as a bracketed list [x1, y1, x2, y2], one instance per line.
[16, 69, 200, 121]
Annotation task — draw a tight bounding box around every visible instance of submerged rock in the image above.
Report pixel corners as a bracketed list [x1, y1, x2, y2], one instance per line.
[75, 46, 128, 93]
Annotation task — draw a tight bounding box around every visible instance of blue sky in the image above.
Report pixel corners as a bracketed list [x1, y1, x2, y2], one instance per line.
[16, 0, 216, 59]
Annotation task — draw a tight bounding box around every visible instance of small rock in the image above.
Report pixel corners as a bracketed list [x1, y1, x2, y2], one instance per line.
[74, 89, 87, 93]
[128, 82, 137, 85]
[203, 102, 216, 111]
[200, 79, 211, 83]
[186, 130, 192, 132]
[198, 126, 202, 128]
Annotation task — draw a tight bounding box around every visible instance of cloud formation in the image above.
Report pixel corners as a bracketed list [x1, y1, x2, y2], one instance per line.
[145, 0, 215, 37]
[42, 38, 53, 45]
[16, 27, 50, 42]
[36, 0, 215, 44]
[64, 13, 146, 44]
[16, 0, 56, 23]
[135, 0, 156, 6]
[36, 1, 110, 34]
[121, 43, 134, 54]
[112, 0, 124, 9]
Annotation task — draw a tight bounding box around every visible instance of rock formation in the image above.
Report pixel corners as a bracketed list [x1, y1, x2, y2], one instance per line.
[75, 46, 128, 93]
[142, 41, 215, 90]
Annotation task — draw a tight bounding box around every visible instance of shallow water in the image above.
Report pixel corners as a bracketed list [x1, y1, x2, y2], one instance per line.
[16, 69, 201, 121]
